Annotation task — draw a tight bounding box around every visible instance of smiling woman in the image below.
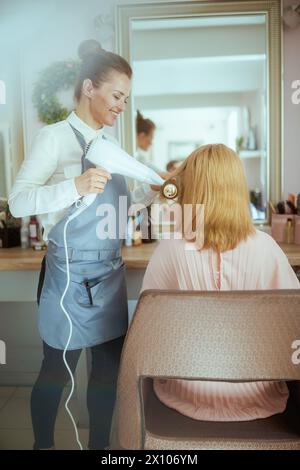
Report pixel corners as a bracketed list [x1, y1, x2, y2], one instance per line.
[7, 38, 159, 451]
[74, 39, 132, 129]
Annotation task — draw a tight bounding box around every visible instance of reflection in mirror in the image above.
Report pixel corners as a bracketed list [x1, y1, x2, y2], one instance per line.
[130, 15, 268, 221]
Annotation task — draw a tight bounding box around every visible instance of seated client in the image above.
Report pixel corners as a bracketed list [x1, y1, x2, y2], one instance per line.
[141, 143, 300, 422]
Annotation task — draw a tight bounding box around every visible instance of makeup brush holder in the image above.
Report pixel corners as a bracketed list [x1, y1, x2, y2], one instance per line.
[271, 214, 294, 243]
[295, 215, 300, 245]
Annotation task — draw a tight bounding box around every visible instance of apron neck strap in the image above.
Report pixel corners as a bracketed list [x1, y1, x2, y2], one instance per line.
[69, 123, 94, 174]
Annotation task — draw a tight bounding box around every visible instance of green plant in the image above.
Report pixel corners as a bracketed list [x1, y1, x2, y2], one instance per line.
[32, 60, 80, 124]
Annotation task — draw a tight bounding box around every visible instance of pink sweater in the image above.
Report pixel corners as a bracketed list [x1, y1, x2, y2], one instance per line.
[141, 230, 300, 421]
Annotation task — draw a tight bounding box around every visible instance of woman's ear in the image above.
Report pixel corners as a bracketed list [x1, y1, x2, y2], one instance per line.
[82, 79, 94, 98]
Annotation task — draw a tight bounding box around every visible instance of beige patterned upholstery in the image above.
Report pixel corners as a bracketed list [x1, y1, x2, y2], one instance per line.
[110, 290, 300, 450]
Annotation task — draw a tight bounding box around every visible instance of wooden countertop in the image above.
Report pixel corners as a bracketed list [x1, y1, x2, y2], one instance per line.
[278, 243, 300, 267]
[0, 242, 300, 271]
[0, 243, 159, 271]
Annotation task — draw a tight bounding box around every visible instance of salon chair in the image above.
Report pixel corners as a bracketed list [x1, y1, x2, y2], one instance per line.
[110, 289, 300, 450]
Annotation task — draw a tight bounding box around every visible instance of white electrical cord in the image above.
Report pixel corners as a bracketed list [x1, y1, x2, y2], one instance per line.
[56, 132, 106, 450]
[58, 194, 97, 450]
[59, 214, 84, 450]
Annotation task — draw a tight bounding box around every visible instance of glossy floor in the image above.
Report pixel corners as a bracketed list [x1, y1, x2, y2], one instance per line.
[0, 386, 88, 450]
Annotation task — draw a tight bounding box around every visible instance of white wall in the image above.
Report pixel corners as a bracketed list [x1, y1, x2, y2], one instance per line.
[0, 47, 24, 181]
[19, 0, 116, 155]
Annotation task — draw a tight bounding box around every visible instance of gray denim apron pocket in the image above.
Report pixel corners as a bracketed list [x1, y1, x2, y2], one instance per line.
[75, 261, 126, 307]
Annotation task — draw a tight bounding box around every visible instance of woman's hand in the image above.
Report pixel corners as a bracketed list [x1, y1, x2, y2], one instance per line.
[150, 171, 170, 192]
[75, 167, 111, 196]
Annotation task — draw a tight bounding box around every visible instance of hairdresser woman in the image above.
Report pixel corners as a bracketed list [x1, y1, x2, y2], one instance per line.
[8, 40, 159, 450]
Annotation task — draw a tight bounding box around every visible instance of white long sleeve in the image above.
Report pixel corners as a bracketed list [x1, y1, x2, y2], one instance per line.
[9, 126, 80, 218]
[8, 112, 106, 240]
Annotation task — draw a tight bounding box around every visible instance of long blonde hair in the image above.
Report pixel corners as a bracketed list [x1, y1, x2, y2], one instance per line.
[173, 143, 255, 252]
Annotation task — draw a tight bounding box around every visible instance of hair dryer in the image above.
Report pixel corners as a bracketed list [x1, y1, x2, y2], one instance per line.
[69, 137, 165, 219]
[86, 136, 164, 185]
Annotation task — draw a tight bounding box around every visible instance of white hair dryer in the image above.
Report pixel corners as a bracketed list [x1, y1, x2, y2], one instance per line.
[86, 136, 164, 185]
[69, 137, 164, 220]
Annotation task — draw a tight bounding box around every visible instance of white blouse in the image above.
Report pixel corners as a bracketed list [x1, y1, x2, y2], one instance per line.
[9, 111, 157, 240]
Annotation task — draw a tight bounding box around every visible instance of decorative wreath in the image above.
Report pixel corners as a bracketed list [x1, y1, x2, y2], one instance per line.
[32, 60, 80, 124]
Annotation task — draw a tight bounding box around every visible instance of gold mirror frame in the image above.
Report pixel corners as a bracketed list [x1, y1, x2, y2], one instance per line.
[116, 0, 282, 224]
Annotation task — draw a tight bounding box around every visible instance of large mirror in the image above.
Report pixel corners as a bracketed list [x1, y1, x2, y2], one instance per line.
[117, 0, 282, 224]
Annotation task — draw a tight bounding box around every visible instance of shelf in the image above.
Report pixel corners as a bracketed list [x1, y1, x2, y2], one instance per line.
[239, 150, 265, 159]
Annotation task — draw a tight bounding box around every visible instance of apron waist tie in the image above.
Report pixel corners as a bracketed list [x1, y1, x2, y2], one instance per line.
[47, 242, 121, 261]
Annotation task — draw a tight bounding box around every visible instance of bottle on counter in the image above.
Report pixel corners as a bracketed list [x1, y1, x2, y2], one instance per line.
[132, 226, 142, 246]
[29, 215, 39, 247]
[141, 205, 155, 243]
[20, 217, 30, 249]
[284, 217, 294, 244]
[125, 215, 134, 247]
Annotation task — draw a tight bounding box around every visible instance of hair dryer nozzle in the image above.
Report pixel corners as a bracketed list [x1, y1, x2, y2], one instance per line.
[161, 178, 180, 200]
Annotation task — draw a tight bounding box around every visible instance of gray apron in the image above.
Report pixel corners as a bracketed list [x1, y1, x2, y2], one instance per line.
[38, 125, 129, 350]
